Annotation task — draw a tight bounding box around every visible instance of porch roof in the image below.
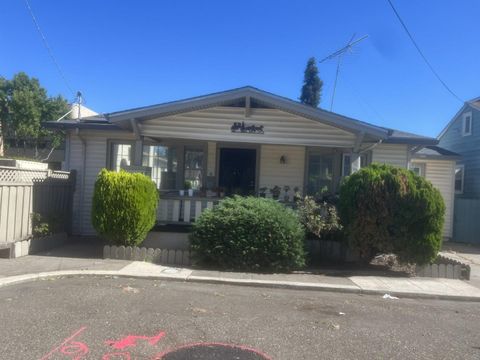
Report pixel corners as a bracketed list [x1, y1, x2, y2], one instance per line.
[43, 86, 438, 146]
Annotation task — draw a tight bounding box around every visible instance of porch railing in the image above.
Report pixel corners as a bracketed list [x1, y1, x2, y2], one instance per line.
[157, 196, 220, 224]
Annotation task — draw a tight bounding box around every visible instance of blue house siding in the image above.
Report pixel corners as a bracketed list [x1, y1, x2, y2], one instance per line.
[439, 104, 480, 198]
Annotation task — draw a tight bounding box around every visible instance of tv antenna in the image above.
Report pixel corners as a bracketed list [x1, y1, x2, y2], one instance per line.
[319, 34, 368, 111]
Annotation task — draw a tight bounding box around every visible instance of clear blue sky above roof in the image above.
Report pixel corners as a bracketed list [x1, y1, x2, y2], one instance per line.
[1, 0, 478, 138]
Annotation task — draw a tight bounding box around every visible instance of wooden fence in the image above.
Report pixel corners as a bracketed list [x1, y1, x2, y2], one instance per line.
[453, 198, 480, 244]
[0, 167, 75, 245]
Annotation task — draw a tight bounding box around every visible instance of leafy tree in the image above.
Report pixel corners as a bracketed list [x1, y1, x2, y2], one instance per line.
[300, 57, 323, 108]
[0, 72, 69, 159]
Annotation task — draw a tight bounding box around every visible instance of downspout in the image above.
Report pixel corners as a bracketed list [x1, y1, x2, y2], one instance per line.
[76, 128, 87, 235]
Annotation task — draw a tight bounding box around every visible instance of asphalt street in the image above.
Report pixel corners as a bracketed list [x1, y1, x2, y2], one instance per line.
[0, 276, 479, 359]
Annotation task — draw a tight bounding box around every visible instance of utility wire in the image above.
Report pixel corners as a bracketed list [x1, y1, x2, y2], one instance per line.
[24, 0, 75, 96]
[386, 0, 463, 103]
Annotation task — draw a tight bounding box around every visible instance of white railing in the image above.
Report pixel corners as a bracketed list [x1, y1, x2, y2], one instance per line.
[157, 197, 218, 224]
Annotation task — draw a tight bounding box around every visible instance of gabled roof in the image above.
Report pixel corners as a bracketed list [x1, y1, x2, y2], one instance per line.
[105, 86, 390, 139]
[43, 86, 438, 145]
[438, 98, 480, 139]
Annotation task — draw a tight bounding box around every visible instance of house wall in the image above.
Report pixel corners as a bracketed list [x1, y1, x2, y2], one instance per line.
[258, 145, 305, 191]
[371, 143, 409, 168]
[411, 158, 456, 239]
[139, 107, 357, 148]
[67, 130, 134, 235]
[438, 104, 480, 198]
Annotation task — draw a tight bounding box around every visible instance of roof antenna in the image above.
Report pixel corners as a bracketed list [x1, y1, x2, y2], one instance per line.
[319, 34, 368, 111]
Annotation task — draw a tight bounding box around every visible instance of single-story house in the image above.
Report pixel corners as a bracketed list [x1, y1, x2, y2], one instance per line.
[44, 86, 458, 240]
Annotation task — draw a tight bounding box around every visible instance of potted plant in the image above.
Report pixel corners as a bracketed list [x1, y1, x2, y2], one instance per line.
[185, 180, 193, 197]
[270, 185, 281, 200]
[218, 187, 225, 198]
[293, 186, 301, 202]
[179, 189, 185, 196]
[283, 185, 291, 202]
[258, 187, 268, 198]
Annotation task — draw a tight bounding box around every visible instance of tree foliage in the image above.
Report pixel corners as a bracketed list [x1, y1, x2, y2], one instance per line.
[300, 57, 323, 108]
[339, 164, 445, 265]
[0, 72, 69, 158]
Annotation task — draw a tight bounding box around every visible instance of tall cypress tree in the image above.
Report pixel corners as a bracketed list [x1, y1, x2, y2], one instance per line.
[300, 57, 323, 108]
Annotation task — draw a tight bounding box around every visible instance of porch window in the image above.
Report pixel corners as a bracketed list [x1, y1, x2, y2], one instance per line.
[184, 148, 204, 190]
[307, 153, 333, 195]
[142, 145, 177, 190]
[110, 142, 132, 171]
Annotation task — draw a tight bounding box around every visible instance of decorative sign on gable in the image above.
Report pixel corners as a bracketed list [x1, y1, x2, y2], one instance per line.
[231, 121, 264, 134]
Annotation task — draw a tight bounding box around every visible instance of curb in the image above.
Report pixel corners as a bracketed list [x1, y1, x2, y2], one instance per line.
[0, 270, 479, 302]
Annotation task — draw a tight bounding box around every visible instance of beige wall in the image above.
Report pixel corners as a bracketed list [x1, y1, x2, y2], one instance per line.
[259, 145, 305, 191]
[140, 107, 357, 148]
[411, 158, 455, 239]
[371, 143, 409, 168]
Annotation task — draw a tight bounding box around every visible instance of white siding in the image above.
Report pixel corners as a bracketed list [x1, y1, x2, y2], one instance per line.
[412, 159, 455, 238]
[371, 144, 408, 168]
[67, 130, 134, 235]
[259, 145, 305, 190]
[140, 107, 357, 148]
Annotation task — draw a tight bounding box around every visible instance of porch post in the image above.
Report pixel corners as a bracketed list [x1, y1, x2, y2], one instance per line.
[133, 138, 143, 166]
[351, 153, 361, 173]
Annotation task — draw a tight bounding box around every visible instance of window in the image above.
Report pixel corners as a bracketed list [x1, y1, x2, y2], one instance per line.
[110, 142, 132, 171]
[307, 153, 333, 195]
[142, 145, 177, 190]
[462, 112, 472, 136]
[342, 153, 368, 177]
[184, 148, 204, 190]
[410, 162, 425, 177]
[455, 165, 464, 194]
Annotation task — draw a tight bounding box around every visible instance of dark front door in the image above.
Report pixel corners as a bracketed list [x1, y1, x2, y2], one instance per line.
[219, 148, 256, 196]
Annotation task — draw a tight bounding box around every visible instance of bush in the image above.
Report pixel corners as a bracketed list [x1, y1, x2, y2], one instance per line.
[92, 169, 158, 246]
[296, 196, 342, 239]
[339, 164, 445, 265]
[190, 196, 306, 271]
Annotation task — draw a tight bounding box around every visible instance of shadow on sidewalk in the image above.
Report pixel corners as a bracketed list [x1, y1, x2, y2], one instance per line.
[36, 236, 105, 259]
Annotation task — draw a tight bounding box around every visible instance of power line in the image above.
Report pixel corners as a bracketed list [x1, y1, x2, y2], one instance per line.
[24, 0, 75, 96]
[386, 0, 463, 103]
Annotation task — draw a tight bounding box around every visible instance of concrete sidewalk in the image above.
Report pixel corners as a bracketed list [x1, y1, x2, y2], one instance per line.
[1, 250, 480, 301]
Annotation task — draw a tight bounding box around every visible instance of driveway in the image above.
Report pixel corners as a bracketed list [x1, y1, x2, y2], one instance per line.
[0, 276, 479, 359]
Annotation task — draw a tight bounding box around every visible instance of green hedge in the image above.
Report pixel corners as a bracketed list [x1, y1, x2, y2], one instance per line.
[92, 169, 158, 246]
[339, 164, 445, 265]
[190, 196, 306, 271]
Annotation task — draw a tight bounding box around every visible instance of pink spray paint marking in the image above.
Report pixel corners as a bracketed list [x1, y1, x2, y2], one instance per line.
[40, 326, 89, 360]
[102, 352, 132, 360]
[105, 331, 166, 350]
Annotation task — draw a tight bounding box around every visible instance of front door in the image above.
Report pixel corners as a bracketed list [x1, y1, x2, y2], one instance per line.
[219, 148, 256, 196]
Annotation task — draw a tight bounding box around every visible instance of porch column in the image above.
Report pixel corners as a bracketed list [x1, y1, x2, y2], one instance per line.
[133, 138, 143, 166]
[351, 153, 361, 173]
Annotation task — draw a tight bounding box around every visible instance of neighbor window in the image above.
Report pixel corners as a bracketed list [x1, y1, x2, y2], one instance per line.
[109, 142, 132, 171]
[462, 112, 472, 136]
[410, 162, 425, 177]
[184, 148, 204, 190]
[307, 153, 333, 195]
[455, 165, 464, 194]
[142, 145, 177, 190]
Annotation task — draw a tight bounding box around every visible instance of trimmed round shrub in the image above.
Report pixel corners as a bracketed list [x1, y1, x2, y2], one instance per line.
[92, 169, 158, 246]
[190, 196, 306, 271]
[339, 164, 445, 265]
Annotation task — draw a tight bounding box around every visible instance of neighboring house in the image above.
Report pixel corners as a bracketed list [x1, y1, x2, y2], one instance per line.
[4, 104, 98, 169]
[438, 97, 480, 243]
[44, 86, 456, 240]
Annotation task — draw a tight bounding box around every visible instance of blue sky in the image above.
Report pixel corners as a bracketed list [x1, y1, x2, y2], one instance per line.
[1, 0, 478, 137]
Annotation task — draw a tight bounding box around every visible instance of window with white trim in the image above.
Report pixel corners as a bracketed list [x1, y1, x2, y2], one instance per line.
[462, 112, 472, 136]
[109, 142, 132, 171]
[342, 153, 368, 177]
[410, 162, 425, 177]
[455, 165, 464, 194]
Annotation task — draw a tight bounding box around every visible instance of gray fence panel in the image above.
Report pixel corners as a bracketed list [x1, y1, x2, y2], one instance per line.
[0, 168, 75, 244]
[453, 198, 480, 244]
